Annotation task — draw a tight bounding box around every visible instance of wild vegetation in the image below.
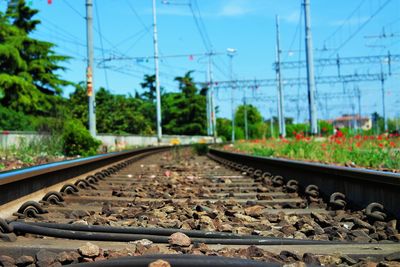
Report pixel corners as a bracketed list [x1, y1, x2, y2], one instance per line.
[223, 133, 400, 171]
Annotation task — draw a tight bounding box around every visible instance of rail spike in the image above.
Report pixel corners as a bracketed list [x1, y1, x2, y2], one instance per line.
[329, 192, 346, 210]
[14, 201, 48, 219]
[86, 175, 99, 185]
[60, 184, 80, 195]
[252, 169, 262, 178]
[285, 179, 299, 193]
[75, 179, 97, 190]
[0, 218, 13, 233]
[41, 191, 65, 206]
[271, 175, 284, 187]
[94, 172, 106, 180]
[305, 185, 319, 198]
[365, 202, 387, 222]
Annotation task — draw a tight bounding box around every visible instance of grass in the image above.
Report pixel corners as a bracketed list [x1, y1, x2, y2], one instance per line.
[0, 135, 64, 171]
[223, 133, 400, 171]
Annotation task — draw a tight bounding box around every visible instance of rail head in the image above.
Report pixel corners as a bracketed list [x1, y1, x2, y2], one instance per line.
[209, 148, 400, 219]
[209, 148, 400, 186]
[0, 146, 170, 186]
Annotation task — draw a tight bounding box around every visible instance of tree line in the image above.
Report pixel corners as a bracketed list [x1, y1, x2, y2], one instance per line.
[0, 1, 209, 139]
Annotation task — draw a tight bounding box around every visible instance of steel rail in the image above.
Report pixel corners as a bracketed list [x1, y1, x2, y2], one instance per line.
[0, 146, 169, 206]
[209, 148, 400, 219]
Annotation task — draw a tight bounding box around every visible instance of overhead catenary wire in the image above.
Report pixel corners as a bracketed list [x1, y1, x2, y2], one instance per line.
[94, 0, 110, 90]
[328, 0, 393, 58]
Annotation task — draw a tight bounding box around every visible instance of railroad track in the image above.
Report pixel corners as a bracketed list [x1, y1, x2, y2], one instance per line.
[0, 146, 399, 266]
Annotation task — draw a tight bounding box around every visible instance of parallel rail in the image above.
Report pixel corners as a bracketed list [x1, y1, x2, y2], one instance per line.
[0, 146, 169, 207]
[209, 148, 400, 219]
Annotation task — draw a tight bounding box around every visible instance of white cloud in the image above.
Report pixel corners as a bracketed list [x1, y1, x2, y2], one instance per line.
[217, 0, 256, 17]
[282, 10, 300, 24]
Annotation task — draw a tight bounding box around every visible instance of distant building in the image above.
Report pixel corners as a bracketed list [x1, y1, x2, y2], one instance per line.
[328, 114, 372, 130]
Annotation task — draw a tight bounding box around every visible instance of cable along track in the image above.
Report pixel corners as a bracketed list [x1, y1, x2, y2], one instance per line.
[0, 147, 399, 266]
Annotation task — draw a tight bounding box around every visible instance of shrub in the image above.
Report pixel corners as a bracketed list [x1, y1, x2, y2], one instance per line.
[62, 120, 101, 156]
[193, 143, 209, 155]
[0, 106, 35, 131]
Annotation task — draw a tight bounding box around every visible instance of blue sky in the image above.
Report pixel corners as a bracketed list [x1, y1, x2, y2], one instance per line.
[2, 0, 399, 122]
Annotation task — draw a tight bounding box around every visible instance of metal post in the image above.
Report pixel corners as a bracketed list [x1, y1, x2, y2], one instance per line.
[381, 72, 388, 132]
[229, 54, 235, 143]
[243, 92, 248, 140]
[303, 0, 318, 135]
[86, 0, 96, 137]
[152, 0, 162, 144]
[356, 86, 362, 131]
[206, 72, 211, 136]
[269, 107, 274, 138]
[275, 15, 286, 137]
[351, 102, 356, 133]
[208, 53, 217, 143]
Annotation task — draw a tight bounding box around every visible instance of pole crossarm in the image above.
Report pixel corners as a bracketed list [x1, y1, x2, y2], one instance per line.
[204, 73, 387, 90]
[217, 92, 359, 102]
[275, 53, 400, 70]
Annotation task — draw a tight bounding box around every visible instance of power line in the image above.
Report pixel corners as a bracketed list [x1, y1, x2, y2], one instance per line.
[62, 0, 85, 19]
[322, 0, 366, 46]
[125, 0, 151, 31]
[189, 0, 212, 52]
[94, 0, 110, 90]
[208, 72, 389, 89]
[277, 53, 400, 70]
[328, 0, 393, 57]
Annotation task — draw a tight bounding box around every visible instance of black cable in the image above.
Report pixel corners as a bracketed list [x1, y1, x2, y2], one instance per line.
[21, 221, 273, 239]
[12, 221, 344, 245]
[68, 254, 278, 267]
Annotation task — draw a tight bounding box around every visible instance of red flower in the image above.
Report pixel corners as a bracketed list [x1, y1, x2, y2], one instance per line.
[378, 143, 384, 148]
[389, 141, 396, 148]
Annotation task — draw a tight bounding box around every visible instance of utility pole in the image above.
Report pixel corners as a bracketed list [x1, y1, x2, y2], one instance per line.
[243, 91, 248, 140]
[303, 0, 318, 135]
[208, 52, 217, 143]
[227, 48, 237, 142]
[380, 70, 388, 132]
[206, 89, 211, 135]
[269, 106, 274, 138]
[275, 15, 286, 137]
[86, 0, 96, 137]
[206, 71, 211, 136]
[355, 86, 362, 130]
[152, 0, 162, 144]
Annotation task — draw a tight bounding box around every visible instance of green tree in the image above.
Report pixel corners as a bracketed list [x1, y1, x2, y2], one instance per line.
[140, 74, 156, 102]
[0, 0, 69, 115]
[163, 71, 206, 135]
[217, 118, 232, 141]
[139, 74, 157, 129]
[234, 104, 264, 139]
[68, 85, 154, 135]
